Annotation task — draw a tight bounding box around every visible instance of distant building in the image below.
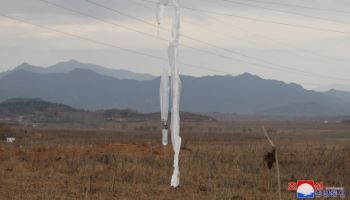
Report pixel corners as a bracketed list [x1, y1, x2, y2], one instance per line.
[6, 137, 15, 143]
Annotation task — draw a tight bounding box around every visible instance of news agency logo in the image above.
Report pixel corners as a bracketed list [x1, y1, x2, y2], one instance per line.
[288, 180, 346, 199]
[296, 180, 314, 198]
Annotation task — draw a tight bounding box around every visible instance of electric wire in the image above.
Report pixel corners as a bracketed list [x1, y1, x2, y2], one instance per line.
[2, 1, 350, 83]
[0, 13, 345, 88]
[134, 0, 350, 64]
[0, 13, 231, 75]
[38, 0, 290, 74]
[223, 0, 350, 25]
[140, 0, 350, 34]
[240, 0, 350, 15]
[84, 0, 350, 82]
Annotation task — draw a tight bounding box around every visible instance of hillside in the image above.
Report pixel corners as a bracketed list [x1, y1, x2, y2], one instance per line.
[324, 89, 350, 103]
[0, 98, 214, 124]
[0, 69, 350, 116]
[0, 98, 76, 118]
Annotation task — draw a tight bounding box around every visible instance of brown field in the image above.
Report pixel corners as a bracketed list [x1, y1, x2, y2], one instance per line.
[0, 121, 349, 200]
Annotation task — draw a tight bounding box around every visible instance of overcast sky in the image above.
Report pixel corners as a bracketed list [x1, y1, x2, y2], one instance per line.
[0, 0, 349, 90]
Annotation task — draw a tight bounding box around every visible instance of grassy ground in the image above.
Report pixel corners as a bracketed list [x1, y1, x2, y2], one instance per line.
[0, 121, 349, 199]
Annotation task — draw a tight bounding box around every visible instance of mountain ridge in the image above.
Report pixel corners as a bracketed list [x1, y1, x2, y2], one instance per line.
[0, 67, 349, 116]
[0, 60, 155, 81]
[323, 89, 350, 104]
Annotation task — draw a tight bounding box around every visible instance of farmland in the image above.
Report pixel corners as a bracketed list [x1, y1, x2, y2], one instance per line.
[0, 121, 349, 199]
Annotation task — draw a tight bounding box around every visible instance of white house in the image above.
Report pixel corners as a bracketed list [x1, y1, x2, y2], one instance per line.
[6, 137, 15, 143]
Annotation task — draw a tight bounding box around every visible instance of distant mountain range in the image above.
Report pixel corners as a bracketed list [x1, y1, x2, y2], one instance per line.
[323, 89, 350, 104]
[0, 60, 155, 81]
[0, 61, 350, 116]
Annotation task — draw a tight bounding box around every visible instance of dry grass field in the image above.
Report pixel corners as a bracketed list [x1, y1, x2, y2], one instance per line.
[0, 121, 349, 200]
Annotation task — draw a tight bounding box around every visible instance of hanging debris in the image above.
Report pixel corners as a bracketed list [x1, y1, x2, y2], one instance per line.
[162, 124, 169, 146]
[156, 0, 169, 25]
[160, 69, 170, 124]
[160, 68, 170, 146]
[157, 0, 182, 188]
[264, 147, 276, 170]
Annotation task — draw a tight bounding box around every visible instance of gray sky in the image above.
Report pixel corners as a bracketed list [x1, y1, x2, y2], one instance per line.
[0, 0, 350, 90]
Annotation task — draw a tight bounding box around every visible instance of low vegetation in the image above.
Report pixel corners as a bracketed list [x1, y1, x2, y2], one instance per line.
[0, 121, 349, 199]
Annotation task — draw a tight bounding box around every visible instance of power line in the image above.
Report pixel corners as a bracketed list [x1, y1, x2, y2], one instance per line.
[223, 0, 350, 25]
[2, 3, 350, 83]
[1, 13, 348, 88]
[181, 2, 350, 65]
[38, 0, 285, 74]
[38, 0, 316, 77]
[140, 0, 349, 34]
[83, 0, 260, 69]
[128, 0, 350, 83]
[42, 0, 234, 67]
[181, 27, 350, 82]
[86, 0, 158, 28]
[84, 0, 350, 82]
[132, 0, 350, 65]
[181, 6, 349, 34]
[0, 14, 163, 60]
[37, 0, 168, 43]
[0, 13, 232, 75]
[84, 1, 310, 74]
[38, 0, 296, 76]
[240, 0, 350, 15]
[85, 0, 264, 67]
[135, 1, 350, 82]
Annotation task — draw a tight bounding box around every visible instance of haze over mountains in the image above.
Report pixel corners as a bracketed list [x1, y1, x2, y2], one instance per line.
[324, 89, 350, 104]
[0, 60, 155, 81]
[1, 60, 350, 116]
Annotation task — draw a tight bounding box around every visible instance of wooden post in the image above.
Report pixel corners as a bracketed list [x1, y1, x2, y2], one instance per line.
[262, 125, 282, 200]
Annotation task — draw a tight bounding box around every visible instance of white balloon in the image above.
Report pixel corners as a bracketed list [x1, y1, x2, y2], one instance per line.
[157, 0, 182, 188]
